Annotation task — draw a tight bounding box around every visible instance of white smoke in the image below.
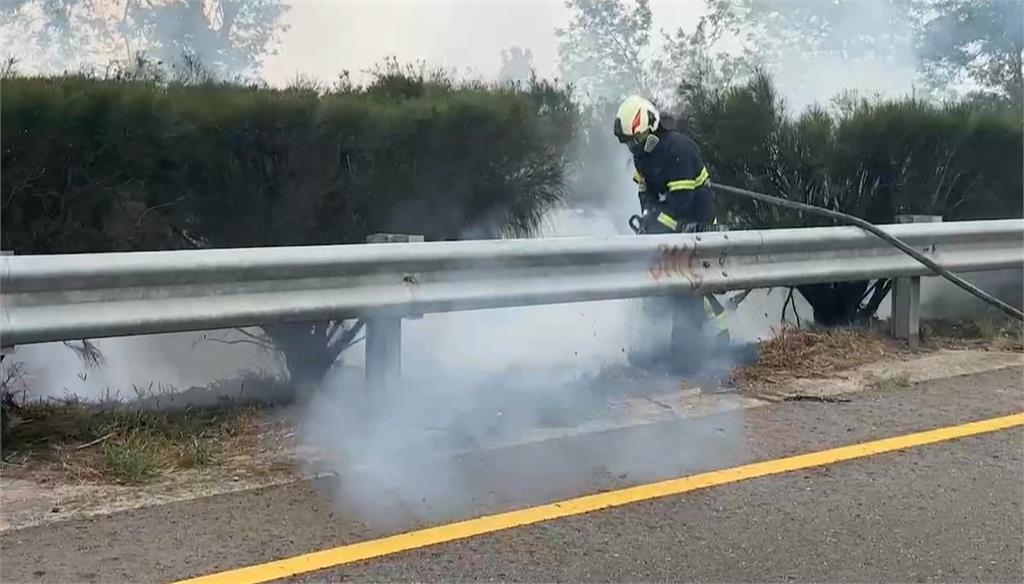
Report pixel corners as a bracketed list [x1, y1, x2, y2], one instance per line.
[299, 206, 760, 525]
[920, 269, 1023, 320]
[10, 330, 284, 402]
[760, 4, 921, 112]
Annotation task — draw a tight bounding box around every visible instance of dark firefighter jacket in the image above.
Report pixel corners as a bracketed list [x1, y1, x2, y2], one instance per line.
[633, 129, 716, 232]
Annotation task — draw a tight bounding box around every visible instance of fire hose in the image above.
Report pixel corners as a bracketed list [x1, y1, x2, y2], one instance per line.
[628, 183, 1023, 322]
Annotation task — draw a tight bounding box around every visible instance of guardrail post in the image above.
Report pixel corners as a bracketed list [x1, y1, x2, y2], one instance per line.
[364, 234, 424, 392]
[891, 215, 942, 348]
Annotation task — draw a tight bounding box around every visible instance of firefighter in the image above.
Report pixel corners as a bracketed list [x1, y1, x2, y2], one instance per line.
[614, 95, 728, 374]
[613, 95, 716, 232]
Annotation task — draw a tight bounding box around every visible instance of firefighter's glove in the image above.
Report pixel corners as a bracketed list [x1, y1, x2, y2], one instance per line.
[638, 192, 657, 214]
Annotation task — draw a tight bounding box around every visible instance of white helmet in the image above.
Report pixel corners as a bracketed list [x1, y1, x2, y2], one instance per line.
[614, 95, 661, 153]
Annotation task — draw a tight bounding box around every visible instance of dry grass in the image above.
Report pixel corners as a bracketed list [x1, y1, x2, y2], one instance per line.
[871, 370, 912, 391]
[732, 325, 903, 388]
[4, 401, 263, 485]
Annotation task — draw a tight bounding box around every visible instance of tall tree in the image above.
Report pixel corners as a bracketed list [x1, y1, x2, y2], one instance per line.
[657, 16, 745, 102]
[699, 0, 1023, 105]
[0, 0, 289, 79]
[696, 0, 923, 108]
[556, 0, 656, 103]
[123, 0, 289, 78]
[0, 0, 111, 72]
[499, 46, 536, 85]
[917, 0, 1023, 104]
[703, 0, 916, 66]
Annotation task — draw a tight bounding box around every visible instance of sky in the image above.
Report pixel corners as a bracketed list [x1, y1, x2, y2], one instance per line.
[263, 0, 710, 86]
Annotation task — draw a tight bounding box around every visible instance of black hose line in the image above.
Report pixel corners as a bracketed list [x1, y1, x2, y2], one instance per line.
[711, 182, 1024, 322]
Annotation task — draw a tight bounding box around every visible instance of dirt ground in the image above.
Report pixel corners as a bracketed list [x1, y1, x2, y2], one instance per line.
[0, 407, 299, 531]
[1, 322, 1021, 532]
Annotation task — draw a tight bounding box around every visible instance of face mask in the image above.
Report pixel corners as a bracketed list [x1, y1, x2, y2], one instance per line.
[627, 133, 660, 155]
[641, 133, 660, 153]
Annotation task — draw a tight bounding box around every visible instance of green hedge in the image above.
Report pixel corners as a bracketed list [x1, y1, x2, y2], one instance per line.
[1, 74, 577, 254]
[681, 73, 1023, 228]
[677, 73, 1022, 325]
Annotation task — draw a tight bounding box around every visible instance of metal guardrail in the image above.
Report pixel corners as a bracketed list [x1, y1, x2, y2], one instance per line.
[2, 219, 1022, 348]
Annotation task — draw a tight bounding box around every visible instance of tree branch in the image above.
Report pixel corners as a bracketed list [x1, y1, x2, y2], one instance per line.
[782, 287, 801, 327]
[327, 319, 365, 361]
[135, 196, 185, 227]
[219, 0, 241, 40]
[171, 225, 205, 249]
[192, 337, 276, 351]
[858, 278, 891, 323]
[233, 327, 272, 344]
[191, 328, 275, 352]
[62, 340, 103, 368]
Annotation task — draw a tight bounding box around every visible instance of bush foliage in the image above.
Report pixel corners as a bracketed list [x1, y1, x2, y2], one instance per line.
[1, 65, 578, 391]
[676, 73, 1022, 325]
[681, 72, 1023, 228]
[1, 67, 577, 254]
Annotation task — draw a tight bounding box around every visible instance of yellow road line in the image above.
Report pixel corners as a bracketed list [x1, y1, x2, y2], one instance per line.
[174, 412, 1024, 584]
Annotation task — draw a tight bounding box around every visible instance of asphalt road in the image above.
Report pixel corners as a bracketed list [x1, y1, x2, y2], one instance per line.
[2, 367, 1021, 583]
